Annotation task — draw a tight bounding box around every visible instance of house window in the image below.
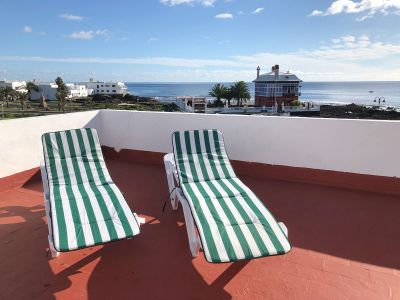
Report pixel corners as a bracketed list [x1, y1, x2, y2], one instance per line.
[101, 90, 104, 92]
[107, 90, 109, 92]
[101, 85, 104, 87]
[97, 85, 99, 88]
[112, 90, 116, 93]
[112, 85, 116, 87]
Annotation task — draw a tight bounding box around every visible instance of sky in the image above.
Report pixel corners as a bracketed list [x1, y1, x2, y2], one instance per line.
[1, 0, 400, 82]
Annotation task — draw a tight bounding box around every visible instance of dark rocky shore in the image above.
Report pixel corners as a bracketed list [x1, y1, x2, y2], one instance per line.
[320, 104, 400, 120]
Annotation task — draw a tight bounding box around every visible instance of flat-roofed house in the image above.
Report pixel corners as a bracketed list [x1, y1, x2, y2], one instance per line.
[66, 83, 89, 98]
[80, 79, 128, 95]
[30, 83, 58, 101]
[0, 80, 27, 93]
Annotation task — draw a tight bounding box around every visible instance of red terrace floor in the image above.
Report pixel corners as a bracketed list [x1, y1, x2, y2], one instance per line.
[1, 158, 400, 300]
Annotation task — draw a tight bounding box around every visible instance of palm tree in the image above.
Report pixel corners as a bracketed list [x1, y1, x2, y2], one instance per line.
[224, 88, 234, 107]
[0, 86, 14, 108]
[16, 91, 28, 111]
[0, 88, 5, 107]
[55, 77, 68, 113]
[209, 83, 229, 107]
[26, 81, 40, 100]
[230, 81, 251, 107]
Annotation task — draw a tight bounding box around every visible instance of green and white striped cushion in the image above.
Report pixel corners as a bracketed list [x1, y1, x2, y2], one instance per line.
[42, 128, 140, 252]
[173, 130, 291, 263]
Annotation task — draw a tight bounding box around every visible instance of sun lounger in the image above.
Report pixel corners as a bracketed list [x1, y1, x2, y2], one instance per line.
[40, 128, 141, 257]
[164, 129, 291, 263]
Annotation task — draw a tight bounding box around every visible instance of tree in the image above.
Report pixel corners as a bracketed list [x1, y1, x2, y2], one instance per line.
[40, 93, 48, 109]
[0, 86, 15, 108]
[26, 81, 40, 100]
[16, 91, 27, 111]
[209, 83, 229, 107]
[224, 88, 234, 107]
[55, 77, 68, 113]
[0, 88, 6, 107]
[230, 81, 251, 107]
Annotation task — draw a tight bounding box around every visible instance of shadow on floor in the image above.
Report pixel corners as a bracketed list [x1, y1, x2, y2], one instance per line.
[3, 158, 400, 298]
[0, 204, 67, 299]
[242, 176, 400, 270]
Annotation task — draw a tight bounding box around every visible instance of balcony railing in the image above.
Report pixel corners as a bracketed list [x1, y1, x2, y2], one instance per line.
[0, 109, 399, 181]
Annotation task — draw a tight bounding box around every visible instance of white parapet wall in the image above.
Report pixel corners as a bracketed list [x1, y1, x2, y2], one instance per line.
[0, 111, 101, 178]
[0, 109, 399, 179]
[97, 110, 400, 178]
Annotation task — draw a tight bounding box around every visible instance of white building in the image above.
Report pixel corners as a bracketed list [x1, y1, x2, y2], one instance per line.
[0, 80, 27, 93]
[80, 79, 128, 95]
[66, 83, 89, 98]
[30, 83, 58, 101]
[30, 83, 89, 101]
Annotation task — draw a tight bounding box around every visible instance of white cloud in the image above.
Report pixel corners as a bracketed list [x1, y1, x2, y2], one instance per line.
[22, 26, 46, 35]
[304, 35, 400, 61]
[252, 7, 264, 14]
[356, 14, 373, 21]
[215, 13, 233, 19]
[68, 31, 94, 40]
[2, 35, 399, 66]
[23, 26, 33, 33]
[161, 0, 193, 6]
[148, 37, 159, 42]
[2, 35, 400, 81]
[59, 14, 85, 21]
[67, 29, 110, 40]
[310, 10, 324, 16]
[0, 55, 236, 68]
[202, 0, 216, 6]
[341, 35, 356, 42]
[95, 29, 110, 36]
[160, 0, 216, 6]
[310, 0, 400, 18]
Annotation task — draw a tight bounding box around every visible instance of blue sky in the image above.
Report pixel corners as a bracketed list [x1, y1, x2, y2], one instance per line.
[1, 0, 400, 82]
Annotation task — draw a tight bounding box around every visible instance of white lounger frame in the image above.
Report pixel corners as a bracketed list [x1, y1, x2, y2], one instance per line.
[163, 153, 288, 258]
[40, 160, 60, 258]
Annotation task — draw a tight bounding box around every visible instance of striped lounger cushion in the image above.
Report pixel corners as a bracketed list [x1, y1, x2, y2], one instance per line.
[172, 129, 291, 263]
[42, 128, 140, 252]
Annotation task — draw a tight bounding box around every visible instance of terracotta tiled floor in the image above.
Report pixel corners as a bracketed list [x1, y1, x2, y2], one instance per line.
[1, 159, 400, 299]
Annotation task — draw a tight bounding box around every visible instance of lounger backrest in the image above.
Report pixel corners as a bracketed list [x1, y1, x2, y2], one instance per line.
[172, 129, 237, 184]
[42, 128, 112, 187]
[42, 128, 140, 252]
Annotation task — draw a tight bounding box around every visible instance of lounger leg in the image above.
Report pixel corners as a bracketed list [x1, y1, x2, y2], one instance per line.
[48, 236, 59, 258]
[177, 189, 200, 257]
[163, 153, 179, 210]
[164, 154, 201, 256]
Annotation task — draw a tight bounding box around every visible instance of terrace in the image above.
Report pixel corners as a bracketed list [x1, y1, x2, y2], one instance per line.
[1, 110, 400, 299]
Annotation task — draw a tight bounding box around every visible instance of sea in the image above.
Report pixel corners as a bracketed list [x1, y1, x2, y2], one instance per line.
[126, 81, 400, 107]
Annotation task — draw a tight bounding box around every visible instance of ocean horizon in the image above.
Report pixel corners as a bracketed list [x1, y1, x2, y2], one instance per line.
[126, 81, 400, 107]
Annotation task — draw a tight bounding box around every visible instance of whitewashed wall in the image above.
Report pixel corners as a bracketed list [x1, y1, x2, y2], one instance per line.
[0, 111, 101, 178]
[97, 110, 400, 178]
[0, 109, 399, 179]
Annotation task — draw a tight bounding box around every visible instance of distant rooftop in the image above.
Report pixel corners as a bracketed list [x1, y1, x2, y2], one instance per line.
[254, 71, 302, 83]
[253, 64, 302, 83]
